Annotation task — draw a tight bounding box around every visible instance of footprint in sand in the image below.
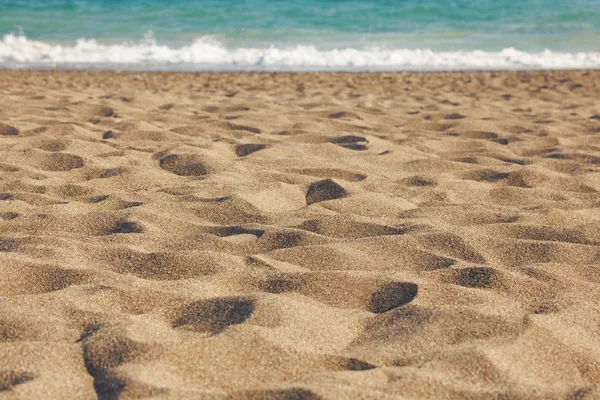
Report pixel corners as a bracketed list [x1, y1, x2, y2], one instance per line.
[463, 169, 511, 183]
[109, 220, 144, 234]
[32, 138, 70, 152]
[79, 325, 146, 399]
[401, 175, 437, 187]
[259, 271, 418, 314]
[306, 179, 348, 205]
[369, 282, 419, 314]
[0, 370, 36, 391]
[445, 112, 467, 120]
[0, 193, 14, 201]
[0, 123, 18, 136]
[172, 297, 255, 334]
[0, 261, 94, 295]
[329, 135, 369, 150]
[453, 267, 504, 289]
[328, 111, 362, 119]
[159, 154, 208, 176]
[0, 212, 19, 220]
[235, 143, 268, 157]
[37, 152, 85, 172]
[0, 237, 16, 252]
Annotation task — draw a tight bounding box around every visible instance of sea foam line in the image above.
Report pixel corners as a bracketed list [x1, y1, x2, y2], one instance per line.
[1, 34, 599, 70]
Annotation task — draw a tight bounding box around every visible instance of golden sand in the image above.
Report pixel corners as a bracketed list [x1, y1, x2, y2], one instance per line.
[0, 70, 599, 399]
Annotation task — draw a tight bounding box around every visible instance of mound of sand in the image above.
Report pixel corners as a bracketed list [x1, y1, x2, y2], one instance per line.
[0, 70, 599, 399]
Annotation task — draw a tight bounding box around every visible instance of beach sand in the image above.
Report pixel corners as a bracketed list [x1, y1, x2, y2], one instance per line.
[0, 70, 599, 399]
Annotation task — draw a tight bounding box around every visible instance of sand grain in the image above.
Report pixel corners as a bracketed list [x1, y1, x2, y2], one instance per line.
[0, 70, 599, 399]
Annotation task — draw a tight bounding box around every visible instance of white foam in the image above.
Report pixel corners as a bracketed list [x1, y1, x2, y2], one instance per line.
[1, 33, 599, 70]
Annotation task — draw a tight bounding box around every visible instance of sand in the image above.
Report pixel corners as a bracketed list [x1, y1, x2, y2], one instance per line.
[0, 70, 599, 399]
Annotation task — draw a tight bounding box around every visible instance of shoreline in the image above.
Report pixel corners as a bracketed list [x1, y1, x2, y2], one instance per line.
[2, 68, 600, 79]
[2, 66, 600, 73]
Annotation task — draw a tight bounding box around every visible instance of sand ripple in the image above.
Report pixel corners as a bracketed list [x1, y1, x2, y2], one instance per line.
[0, 70, 599, 399]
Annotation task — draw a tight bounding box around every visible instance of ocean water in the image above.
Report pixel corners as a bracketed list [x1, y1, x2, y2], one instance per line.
[1, 0, 599, 71]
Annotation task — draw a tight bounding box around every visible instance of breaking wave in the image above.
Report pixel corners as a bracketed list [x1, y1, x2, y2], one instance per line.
[1, 34, 599, 71]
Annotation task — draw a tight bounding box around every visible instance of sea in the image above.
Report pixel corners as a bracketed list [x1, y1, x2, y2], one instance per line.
[1, 0, 599, 71]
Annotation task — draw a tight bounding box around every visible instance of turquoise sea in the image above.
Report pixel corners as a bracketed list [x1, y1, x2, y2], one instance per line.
[1, 0, 599, 70]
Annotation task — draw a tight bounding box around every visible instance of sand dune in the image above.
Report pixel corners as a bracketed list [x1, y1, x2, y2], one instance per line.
[0, 70, 599, 399]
